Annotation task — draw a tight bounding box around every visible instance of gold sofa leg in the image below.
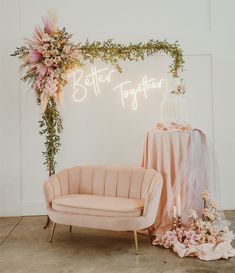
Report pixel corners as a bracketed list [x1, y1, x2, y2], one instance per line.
[147, 225, 155, 244]
[69, 225, 72, 232]
[43, 215, 51, 229]
[134, 230, 139, 255]
[147, 228, 153, 244]
[49, 223, 56, 243]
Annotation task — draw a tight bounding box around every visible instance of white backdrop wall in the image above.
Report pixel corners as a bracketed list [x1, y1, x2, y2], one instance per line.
[0, 0, 234, 216]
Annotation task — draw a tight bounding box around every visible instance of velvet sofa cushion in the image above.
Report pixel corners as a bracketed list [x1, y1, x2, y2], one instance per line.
[52, 194, 144, 218]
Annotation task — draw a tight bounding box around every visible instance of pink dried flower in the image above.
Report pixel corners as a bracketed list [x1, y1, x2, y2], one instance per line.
[63, 45, 71, 54]
[41, 32, 51, 42]
[37, 64, 47, 75]
[71, 49, 78, 57]
[24, 26, 43, 46]
[189, 209, 198, 220]
[44, 77, 58, 95]
[201, 189, 209, 200]
[42, 50, 50, 58]
[44, 58, 53, 67]
[209, 200, 217, 209]
[54, 56, 61, 64]
[42, 44, 49, 50]
[29, 49, 42, 62]
[51, 49, 59, 55]
[202, 208, 209, 217]
[208, 235, 217, 244]
[42, 16, 55, 35]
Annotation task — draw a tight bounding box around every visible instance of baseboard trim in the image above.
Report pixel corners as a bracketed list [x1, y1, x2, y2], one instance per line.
[21, 200, 46, 216]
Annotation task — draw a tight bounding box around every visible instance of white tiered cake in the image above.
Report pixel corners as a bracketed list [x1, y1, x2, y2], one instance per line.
[160, 92, 188, 125]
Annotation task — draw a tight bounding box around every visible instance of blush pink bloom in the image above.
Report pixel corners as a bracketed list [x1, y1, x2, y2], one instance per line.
[71, 49, 78, 57]
[201, 189, 209, 200]
[34, 65, 48, 88]
[44, 58, 53, 67]
[44, 77, 58, 96]
[38, 65, 47, 77]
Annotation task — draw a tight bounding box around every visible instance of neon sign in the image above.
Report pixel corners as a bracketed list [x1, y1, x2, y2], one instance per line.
[113, 76, 164, 110]
[69, 66, 165, 110]
[70, 66, 115, 102]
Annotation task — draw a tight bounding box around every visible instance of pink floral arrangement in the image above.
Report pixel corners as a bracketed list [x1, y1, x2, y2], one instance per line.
[153, 190, 235, 260]
[12, 15, 80, 111]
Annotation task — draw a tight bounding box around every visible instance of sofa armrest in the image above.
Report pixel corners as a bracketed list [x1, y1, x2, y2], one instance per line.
[143, 174, 163, 225]
[43, 170, 69, 208]
[43, 179, 55, 208]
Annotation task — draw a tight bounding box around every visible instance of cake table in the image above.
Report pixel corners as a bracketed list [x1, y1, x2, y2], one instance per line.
[142, 124, 209, 235]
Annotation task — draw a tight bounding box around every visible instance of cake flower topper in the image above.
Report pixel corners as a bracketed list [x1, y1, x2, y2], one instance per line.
[171, 82, 186, 95]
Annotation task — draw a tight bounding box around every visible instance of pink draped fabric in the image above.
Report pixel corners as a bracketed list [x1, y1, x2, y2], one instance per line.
[173, 238, 235, 261]
[142, 127, 209, 235]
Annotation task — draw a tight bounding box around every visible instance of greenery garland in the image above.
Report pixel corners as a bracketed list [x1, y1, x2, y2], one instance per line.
[78, 39, 184, 77]
[12, 16, 184, 176]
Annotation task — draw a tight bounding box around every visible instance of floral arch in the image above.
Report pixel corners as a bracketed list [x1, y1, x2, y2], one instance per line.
[12, 15, 184, 176]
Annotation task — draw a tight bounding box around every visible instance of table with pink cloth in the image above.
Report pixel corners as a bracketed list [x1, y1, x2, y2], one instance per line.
[142, 125, 209, 235]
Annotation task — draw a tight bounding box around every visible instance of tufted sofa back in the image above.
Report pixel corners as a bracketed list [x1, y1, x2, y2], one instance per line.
[45, 166, 161, 205]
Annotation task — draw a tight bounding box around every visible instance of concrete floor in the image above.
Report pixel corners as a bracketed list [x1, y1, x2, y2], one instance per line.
[0, 212, 235, 273]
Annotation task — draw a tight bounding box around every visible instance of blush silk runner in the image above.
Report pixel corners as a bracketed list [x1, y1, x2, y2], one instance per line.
[142, 126, 209, 235]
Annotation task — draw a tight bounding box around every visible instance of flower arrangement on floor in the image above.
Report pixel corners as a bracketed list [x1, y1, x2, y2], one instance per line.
[153, 190, 235, 261]
[11, 14, 184, 176]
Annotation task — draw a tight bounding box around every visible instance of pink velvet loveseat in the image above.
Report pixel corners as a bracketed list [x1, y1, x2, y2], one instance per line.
[43, 165, 163, 254]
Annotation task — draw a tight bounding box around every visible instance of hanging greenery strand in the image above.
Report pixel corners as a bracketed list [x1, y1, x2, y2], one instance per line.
[38, 97, 63, 175]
